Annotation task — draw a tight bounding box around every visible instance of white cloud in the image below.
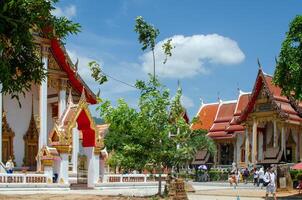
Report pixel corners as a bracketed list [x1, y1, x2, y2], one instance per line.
[141, 34, 245, 78]
[51, 5, 76, 19]
[181, 95, 194, 108]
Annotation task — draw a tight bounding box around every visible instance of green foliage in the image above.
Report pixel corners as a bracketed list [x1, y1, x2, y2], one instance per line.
[100, 77, 216, 173]
[162, 39, 174, 64]
[290, 169, 301, 181]
[208, 170, 229, 181]
[0, 0, 80, 99]
[273, 15, 302, 99]
[88, 61, 108, 85]
[297, 173, 302, 181]
[134, 16, 174, 79]
[134, 16, 159, 51]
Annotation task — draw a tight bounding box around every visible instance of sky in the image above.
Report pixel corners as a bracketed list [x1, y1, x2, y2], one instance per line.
[52, 0, 302, 119]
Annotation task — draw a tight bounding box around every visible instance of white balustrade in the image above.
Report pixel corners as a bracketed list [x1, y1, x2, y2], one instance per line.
[0, 173, 48, 184]
[103, 174, 167, 183]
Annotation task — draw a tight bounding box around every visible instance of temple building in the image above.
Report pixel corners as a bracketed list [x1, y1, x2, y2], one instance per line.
[192, 69, 302, 167]
[0, 35, 107, 187]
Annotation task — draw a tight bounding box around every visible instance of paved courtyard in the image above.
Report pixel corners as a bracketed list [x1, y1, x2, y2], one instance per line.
[0, 182, 301, 199]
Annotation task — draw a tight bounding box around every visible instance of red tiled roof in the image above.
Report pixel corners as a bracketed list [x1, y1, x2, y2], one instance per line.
[208, 102, 236, 139]
[237, 69, 302, 124]
[50, 39, 97, 104]
[227, 93, 250, 132]
[191, 103, 219, 131]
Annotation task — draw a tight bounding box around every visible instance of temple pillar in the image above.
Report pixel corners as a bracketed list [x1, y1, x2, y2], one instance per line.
[0, 83, 2, 163]
[42, 160, 54, 183]
[84, 147, 100, 188]
[233, 140, 237, 163]
[58, 153, 69, 184]
[281, 124, 286, 159]
[72, 127, 79, 174]
[252, 120, 258, 164]
[39, 45, 49, 149]
[273, 120, 277, 148]
[245, 127, 250, 164]
[57, 146, 70, 184]
[58, 80, 67, 118]
[258, 131, 263, 162]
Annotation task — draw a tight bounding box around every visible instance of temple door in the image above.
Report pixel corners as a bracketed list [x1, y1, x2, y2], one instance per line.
[23, 109, 39, 170]
[2, 112, 15, 163]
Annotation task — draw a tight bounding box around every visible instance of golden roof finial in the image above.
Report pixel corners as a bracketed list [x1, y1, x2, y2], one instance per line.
[80, 87, 86, 102]
[67, 88, 73, 105]
[257, 58, 262, 70]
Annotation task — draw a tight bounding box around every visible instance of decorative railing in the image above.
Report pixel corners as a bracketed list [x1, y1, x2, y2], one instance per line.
[103, 174, 167, 183]
[0, 173, 48, 184]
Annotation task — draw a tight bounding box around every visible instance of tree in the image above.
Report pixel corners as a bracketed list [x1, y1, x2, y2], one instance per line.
[169, 86, 216, 174]
[273, 15, 302, 99]
[0, 0, 80, 100]
[91, 16, 215, 196]
[134, 16, 173, 81]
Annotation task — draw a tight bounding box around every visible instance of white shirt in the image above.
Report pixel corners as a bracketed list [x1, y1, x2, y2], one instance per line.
[264, 172, 276, 187]
[5, 160, 14, 170]
[254, 170, 259, 178]
[259, 169, 265, 179]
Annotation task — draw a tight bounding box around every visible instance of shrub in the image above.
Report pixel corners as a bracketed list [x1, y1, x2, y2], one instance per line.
[296, 173, 302, 181]
[208, 170, 228, 181]
[290, 170, 302, 181]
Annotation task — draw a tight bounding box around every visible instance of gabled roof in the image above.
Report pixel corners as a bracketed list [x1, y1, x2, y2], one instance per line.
[207, 101, 237, 139]
[50, 39, 97, 104]
[236, 69, 302, 124]
[191, 102, 219, 131]
[226, 92, 250, 133]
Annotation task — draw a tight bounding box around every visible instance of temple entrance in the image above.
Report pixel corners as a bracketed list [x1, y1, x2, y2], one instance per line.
[220, 143, 234, 165]
[49, 92, 103, 187]
[2, 112, 14, 163]
[77, 154, 87, 184]
[286, 147, 293, 163]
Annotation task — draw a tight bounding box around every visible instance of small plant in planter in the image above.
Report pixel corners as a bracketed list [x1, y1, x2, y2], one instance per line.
[296, 173, 302, 193]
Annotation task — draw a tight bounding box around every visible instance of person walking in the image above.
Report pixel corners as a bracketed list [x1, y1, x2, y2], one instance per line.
[258, 167, 265, 188]
[243, 168, 249, 184]
[264, 167, 277, 200]
[253, 168, 259, 186]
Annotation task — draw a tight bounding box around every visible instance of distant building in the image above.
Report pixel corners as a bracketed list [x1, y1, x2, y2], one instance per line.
[192, 69, 302, 167]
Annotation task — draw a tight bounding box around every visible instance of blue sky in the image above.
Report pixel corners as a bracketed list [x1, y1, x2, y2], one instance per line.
[53, 0, 302, 118]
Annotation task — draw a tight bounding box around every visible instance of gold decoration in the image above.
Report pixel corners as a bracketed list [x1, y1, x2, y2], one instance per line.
[59, 178, 64, 184]
[2, 111, 15, 163]
[49, 89, 104, 150]
[48, 53, 61, 70]
[47, 178, 52, 184]
[47, 77, 60, 92]
[23, 97, 39, 170]
[55, 145, 71, 154]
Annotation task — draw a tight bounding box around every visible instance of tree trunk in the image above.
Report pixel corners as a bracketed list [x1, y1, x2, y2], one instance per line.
[152, 50, 155, 81]
[158, 172, 162, 196]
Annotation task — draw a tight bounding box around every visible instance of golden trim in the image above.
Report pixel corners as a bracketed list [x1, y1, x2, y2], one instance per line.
[2, 111, 15, 163]
[55, 145, 71, 154]
[23, 99, 39, 169]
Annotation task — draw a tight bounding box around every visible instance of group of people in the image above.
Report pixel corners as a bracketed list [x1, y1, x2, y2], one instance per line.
[228, 166, 277, 200]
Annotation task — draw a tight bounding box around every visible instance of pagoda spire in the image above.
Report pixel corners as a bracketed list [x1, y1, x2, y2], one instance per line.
[67, 88, 73, 105]
[257, 58, 262, 70]
[80, 87, 86, 102]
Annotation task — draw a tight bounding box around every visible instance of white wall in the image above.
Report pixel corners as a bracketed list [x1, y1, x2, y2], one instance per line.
[3, 84, 57, 167]
[3, 85, 39, 167]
